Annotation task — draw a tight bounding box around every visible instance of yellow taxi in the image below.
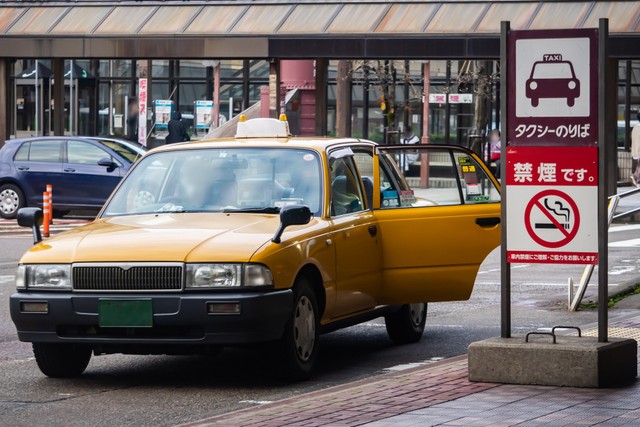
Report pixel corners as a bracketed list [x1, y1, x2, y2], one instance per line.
[10, 117, 501, 380]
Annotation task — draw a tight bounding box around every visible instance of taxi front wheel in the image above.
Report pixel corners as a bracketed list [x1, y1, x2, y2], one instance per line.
[277, 278, 320, 381]
[385, 303, 427, 344]
[33, 343, 92, 378]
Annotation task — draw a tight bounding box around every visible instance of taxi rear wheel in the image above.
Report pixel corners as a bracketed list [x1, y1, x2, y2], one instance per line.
[33, 343, 92, 378]
[385, 303, 427, 344]
[277, 278, 320, 381]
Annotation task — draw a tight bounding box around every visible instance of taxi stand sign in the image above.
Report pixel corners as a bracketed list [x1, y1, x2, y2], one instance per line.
[505, 27, 599, 265]
[500, 20, 611, 342]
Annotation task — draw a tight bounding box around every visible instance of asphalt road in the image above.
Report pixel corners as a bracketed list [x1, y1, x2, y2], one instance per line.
[1, 223, 640, 426]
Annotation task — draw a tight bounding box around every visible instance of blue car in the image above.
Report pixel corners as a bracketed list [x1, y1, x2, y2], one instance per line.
[0, 136, 146, 219]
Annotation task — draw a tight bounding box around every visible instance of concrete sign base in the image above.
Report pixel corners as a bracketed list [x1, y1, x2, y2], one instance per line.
[468, 336, 636, 388]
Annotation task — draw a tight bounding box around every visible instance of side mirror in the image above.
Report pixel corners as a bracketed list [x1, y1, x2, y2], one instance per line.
[272, 205, 312, 244]
[17, 207, 43, 244]
[98, 158, 117, 168]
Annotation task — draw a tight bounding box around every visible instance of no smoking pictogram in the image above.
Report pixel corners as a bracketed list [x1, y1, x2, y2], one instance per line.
[524, 189, 580, 248]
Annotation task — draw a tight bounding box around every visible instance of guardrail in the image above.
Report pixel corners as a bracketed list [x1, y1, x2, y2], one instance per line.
[569, 186, 640, 311]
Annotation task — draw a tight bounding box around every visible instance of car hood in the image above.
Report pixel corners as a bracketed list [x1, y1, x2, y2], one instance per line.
[20, 213, 289, 264]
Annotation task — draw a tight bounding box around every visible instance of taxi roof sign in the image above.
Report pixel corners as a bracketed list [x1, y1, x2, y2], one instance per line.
[235, 117, 290, 138]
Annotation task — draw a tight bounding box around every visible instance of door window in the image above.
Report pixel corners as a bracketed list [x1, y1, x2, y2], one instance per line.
[13, 142, 30, 161]
[376, 147, 500, 208]
[329, 156, 364, 216]
[67, 140, 110, 165]
[352, 147, 395, 209]
[15, 140, 63, 163]
[453, 152, 501, 204]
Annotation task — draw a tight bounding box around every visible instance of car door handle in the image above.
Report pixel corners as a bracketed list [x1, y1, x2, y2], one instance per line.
[368, 225, 378, 237]
[17, 166, 29, 171]
[475, 217, 501, 227]
[64, 168, 76, 173]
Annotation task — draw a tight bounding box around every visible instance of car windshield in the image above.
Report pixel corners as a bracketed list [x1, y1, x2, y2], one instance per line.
[101, 147, 322, 217]
[95, 139, 144, 163]
[531, 62, 574, 79]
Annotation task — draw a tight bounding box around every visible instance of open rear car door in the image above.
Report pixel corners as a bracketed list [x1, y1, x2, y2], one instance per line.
[372, 144, 501, 305]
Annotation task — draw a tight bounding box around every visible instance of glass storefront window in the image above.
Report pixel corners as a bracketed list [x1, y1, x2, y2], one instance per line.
[179, 82, 207, 134]
[617, 60, 640, 150]
[219, 83, 244, 121]
[96, 81, 132, 137]
[220, 60, 244, 79]
[179, 60, 207, 78]
[153, 60, 170, 78]
[152, 82, 170, 104]
[248, 84, 263, 104]
[249, 60, 269, 78]
[98, 60, 133, 78]
[351, 85, 364, 139]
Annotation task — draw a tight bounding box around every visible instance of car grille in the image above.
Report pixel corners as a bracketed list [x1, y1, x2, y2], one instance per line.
[73, 264, 183, 292]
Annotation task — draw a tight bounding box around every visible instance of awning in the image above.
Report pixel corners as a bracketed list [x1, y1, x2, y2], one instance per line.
[64, 62, 91, 79]
[0, 1, 638, 59]
[15, 62, 52, 79]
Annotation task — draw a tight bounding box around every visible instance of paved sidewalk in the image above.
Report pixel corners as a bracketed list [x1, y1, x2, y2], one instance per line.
[183, 316, 640, 427]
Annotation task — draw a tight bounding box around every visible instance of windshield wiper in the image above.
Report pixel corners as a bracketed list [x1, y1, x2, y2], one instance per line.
[223, 207, 281, 214]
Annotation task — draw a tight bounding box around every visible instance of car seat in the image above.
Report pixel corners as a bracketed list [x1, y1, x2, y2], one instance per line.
[331, 175, 362, 215]
[361, 176, 374, 209]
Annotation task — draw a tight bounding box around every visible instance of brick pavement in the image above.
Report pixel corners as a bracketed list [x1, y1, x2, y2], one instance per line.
[183, 316, 640, 427]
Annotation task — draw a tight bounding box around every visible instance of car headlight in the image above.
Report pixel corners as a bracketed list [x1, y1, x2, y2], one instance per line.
[185, 263, 272, 288]
[22, 264, 72, 290]
[529, 81, 538, 90]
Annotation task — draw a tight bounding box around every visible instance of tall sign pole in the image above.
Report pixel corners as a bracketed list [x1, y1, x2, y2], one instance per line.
[500, 21, 511, 338]
[597, 18, 611, 342]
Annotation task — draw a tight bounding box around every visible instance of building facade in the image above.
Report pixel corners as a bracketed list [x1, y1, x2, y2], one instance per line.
[0, 0, 639, 162]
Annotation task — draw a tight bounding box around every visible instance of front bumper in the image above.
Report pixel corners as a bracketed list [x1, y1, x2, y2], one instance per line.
[10, 290, 292, 346]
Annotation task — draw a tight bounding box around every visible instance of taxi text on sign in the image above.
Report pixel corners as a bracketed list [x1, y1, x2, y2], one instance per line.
[506, 29, 598, 265]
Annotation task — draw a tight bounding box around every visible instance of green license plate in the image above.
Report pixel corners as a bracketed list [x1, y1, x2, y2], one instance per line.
[98, 299, 153, 328]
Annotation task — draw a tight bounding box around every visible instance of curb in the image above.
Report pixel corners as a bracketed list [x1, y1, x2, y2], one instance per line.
[581, 276, 640, 306]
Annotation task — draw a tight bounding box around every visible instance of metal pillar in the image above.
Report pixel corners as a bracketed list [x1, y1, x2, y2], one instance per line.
[422, 61, 430, 145]
[0, 59, 6, 145]
[444, 61, 451, 145]
[213, 62, 220, 128]
[268, 60, 280, 119]
[500, 21, 511, 338]
[336, 60, 351, 137]
[52, 59, 64, 136]
[598, 18, 616, 342]
[315, 58, 328, 136]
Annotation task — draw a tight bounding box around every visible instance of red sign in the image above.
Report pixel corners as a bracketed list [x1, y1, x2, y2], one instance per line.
[505, 146, 598, 186]
[138, 78, 148, 147]
[506, 146, 598, 265]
